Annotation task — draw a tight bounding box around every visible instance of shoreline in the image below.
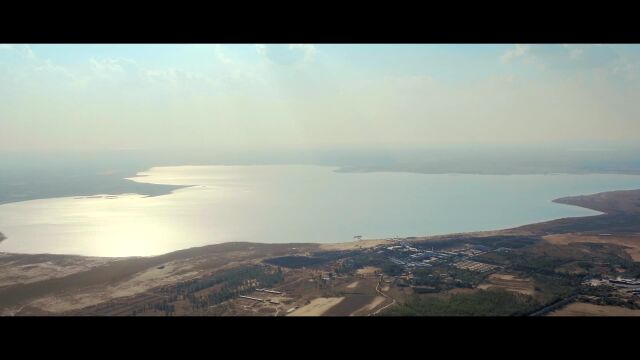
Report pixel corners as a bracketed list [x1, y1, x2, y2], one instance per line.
[0, 188, 634, 260]
[334, 166, 640, 176]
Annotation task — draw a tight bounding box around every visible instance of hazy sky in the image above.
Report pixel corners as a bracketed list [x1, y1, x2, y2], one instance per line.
[1, 44, 639, 151]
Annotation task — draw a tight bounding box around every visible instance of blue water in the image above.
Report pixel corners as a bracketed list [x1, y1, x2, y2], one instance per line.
[0, 165, 639, 257]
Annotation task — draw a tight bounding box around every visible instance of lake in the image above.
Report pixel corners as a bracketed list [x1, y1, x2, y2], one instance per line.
[1, 165, 639, 257]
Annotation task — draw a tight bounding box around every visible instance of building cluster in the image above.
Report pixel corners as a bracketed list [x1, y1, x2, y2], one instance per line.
[453, 259, 498, 272]
[584, 276, 640, 297]
[382, 237, 498, 272]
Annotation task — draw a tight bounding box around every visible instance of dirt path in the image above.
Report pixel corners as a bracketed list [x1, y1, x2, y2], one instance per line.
[371, 275, 396, 316]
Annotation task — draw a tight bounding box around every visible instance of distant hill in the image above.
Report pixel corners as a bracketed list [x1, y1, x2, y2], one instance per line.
[2, 145, 640, 205]
[0, 151, 186, 205]
[554, 189, 640, 215]
[516, 189, 640, 235]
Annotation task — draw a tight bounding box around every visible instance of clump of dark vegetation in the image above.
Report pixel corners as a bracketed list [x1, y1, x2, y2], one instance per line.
[413, 236, 540, 251]
[311, 250, 360, 260]
[148, 300, 175, 316]
[263, 256, 328, 268]
[383, 289, 539, 316]
[409, 266, 489, 292]
[470, 236, 540, 249]
[381, 262, 404, 276]
[625, 262, 640, 278]
[189, 265, 284, 310]
[478, 251, 568, 275]
[476, 241, 634, 279]
[263, 250, 358, 269]
[334, 251, 393, 274]
[442, 266, 488, 288]
[531, 213, 640, 234]
[176, 265, 282, 295]
[531, 273, 578, 304]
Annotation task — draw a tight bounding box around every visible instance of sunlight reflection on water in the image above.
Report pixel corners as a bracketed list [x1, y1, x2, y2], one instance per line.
[0, 165, 639, 257]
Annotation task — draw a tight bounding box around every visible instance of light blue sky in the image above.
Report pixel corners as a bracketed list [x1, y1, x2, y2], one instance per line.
[1, 44, 639, 151]
[26, 44, 525, 84]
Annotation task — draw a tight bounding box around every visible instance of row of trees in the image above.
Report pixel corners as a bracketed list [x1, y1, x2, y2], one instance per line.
[132, 300, 175, 316]
[129, 265, 286, 315]
[179, 265, 285, 311]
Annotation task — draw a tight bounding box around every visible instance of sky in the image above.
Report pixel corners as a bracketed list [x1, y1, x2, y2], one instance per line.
[1, 44, 639, 152]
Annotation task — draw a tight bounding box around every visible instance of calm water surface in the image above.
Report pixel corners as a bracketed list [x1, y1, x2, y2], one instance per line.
[1, 165, 639, 257]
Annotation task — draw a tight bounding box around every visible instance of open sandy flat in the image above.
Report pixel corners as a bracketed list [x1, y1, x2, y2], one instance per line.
[543, 233, 640, 261]
[319, 239, 391, 251]
[360, 296, 386, 312]
[328, 295, 389, 316]
[346, 281, 359, 289]
[548, 302, 640, 316]
[477, 273, 535, 296]
[26, 260, 201, 313]
[356, 266, 381, 276]
[0, 254, 115, 288]
[287, 297, 345, 316]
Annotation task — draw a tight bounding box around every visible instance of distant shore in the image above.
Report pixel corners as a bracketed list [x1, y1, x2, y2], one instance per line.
[3, 160, 640, 207]
[335, 166, 640, 176]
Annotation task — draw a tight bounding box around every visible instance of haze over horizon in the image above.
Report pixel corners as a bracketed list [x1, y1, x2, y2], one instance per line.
[2, 44, 640, 153]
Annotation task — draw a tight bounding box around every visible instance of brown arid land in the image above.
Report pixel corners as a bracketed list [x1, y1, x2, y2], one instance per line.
[477, 273, 536, 296]
[548, 302, 640, 316]
[543, 233, 640, 261]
